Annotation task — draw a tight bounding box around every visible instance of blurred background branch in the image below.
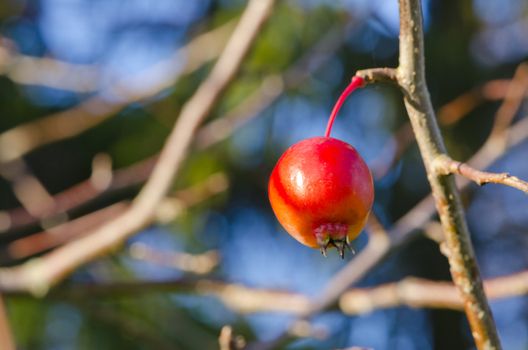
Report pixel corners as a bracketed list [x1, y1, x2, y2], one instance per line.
[0, 20, 235, 165]
[6, 266, 528, 324]
[0, 36, 100, 93]
[1, 1, 528, 349]
[0, 0, 275, 295]
[0, 25, 347, 237]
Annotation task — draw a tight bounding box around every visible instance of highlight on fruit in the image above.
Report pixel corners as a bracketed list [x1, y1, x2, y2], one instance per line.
[268, 75, 374, 258]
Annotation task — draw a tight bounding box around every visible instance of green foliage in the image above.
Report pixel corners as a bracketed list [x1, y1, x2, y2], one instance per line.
[7, 299, 47, 349]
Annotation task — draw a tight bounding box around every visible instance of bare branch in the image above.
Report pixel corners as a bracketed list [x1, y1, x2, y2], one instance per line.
[437, 72, 528, 127]
[0, 37, 100, 93]
[0, 156, 156, 233]
[4, 172, 228, 261]
[489, 63, 528, 139]
[433, 155, 528, 195]
[0, 159, 56, 218]
[397, 1, 501, 348]
[0, 0, 275, 296]
[128, 243, 220, 275]
[197, 25, 349, 148]
[22, 279, 312, 315]
[355, 67, 398, 84]
[0, 20, 236, 165]
[340, 271, 528, 315]
[5, 202, 130, 261]
[5, 269, 528, 317]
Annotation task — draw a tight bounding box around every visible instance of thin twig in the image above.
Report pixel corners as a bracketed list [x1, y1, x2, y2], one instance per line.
[355, 67, 398, 84]
[433, 155, 528, 195]
[0, 20, 236, 165]
[437, 75, 528, 126]
[5, 269, 528, 316]
[8, 278, 312, 315]
[0, 37, 100, 92]
[489, 63, 528, 139]
[5, 202, 130, 261]
[340, 271, 528, 314]
[194, 24, 351, 148]
[396, 1, 500, 348]
[3, 172, 227, 261]
[129, 243, 220, 275]
[0, 156, 156, 233]
[0, 0, 275, 296]
[0, 158, 56, 218]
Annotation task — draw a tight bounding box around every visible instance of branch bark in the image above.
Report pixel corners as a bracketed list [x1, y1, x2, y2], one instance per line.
[396, 1, 501, 349]
[355, 67, 398, 84]
[433, 155, 528, 195]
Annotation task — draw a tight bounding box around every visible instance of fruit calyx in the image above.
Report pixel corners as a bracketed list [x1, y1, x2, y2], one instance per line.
[314, 223, 352, 259]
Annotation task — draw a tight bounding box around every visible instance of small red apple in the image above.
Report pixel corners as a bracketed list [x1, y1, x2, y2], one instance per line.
[268, 76, 373, 258]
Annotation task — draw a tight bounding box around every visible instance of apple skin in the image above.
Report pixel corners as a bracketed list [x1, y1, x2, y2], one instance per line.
[268, 137, 374, 249]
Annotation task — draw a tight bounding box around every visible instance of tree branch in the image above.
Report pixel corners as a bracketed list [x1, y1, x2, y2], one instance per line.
[0, 20, 236, 165]
[0, 0, 275, 296]
[355, 67, 398, 84]
[128, 243, 219, 275]
[5, 202, 129, 261]
[433, 155, 528, 195]
[396, 1, 501, 348]
[0, 156, 156, 234]
[340, 270, 528, 315]
[0, 37, 100, 93]
[5, 268, 528, 317]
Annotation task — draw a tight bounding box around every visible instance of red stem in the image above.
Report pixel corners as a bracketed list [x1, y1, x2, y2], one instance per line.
[324, 76, 365, 138]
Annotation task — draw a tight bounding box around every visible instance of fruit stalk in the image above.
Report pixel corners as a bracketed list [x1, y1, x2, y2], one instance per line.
[324, 76, 365, 137]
